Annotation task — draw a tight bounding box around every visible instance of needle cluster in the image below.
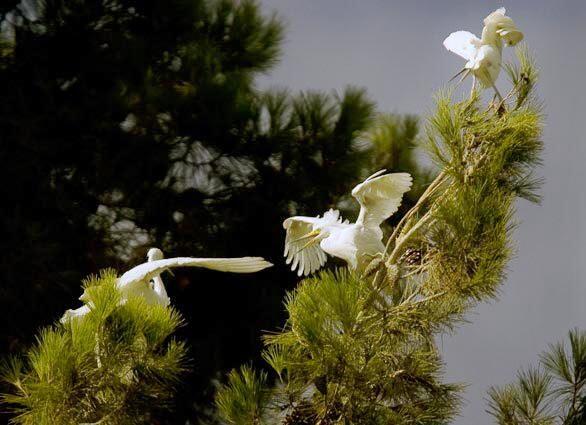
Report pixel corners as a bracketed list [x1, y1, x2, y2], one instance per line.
[487, 329, 586, 425]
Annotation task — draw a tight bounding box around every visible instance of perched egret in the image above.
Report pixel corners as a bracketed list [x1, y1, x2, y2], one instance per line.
[61, 249, 272, 322]
[443, 8, 523, 97]
[283, 170, 412, 276]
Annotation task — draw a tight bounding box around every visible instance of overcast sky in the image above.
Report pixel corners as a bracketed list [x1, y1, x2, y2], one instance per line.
[257, 1, 586, 423]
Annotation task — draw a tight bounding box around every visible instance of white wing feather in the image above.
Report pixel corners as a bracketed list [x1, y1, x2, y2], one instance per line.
[353, 171, 412, 228]
[117, 256, 273, 289]
[60, 305, 91, 323]
[484, 7, 506, 26]
[69, 256, 271, 321]
[443, 31, 481, 61]
[283, 216, 329, 277]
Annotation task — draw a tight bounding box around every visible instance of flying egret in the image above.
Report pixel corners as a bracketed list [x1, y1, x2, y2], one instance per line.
[61, 249, 273, 322]
[283, 170, 412, 276]
[443, 8, 523, 98]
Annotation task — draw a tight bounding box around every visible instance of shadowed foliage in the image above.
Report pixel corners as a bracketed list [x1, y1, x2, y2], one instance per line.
[1, 271, 188, 424]
[0, 0, 426, 422]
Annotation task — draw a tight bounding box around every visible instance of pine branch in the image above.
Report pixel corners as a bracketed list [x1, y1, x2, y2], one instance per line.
[1, 271, 188, 424]
[488, 329, 586, 425]
[216, 48, 543, 425]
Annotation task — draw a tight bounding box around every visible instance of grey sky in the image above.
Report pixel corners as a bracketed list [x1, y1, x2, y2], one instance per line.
[257, 1, 586, 423]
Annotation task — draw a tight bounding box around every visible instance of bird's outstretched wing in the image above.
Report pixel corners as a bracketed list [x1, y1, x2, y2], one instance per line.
[60, 305, 90, 323]
[283, 215, 331, 277]
[443, 31, 481, 61]
[118, 257, 273, 287]
[353, 171, 412, 229]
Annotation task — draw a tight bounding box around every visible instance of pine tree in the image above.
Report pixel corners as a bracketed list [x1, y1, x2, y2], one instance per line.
[0, 1, 427, 420]
[1, 270, 188, 424]
[360, 113, 434, 201]
[1, 1, 537, 422]
[0, 0, 283, 354]
[0, 0, 303, 419]
[487, 328, 586, 425]
[216, 48, 543, 424]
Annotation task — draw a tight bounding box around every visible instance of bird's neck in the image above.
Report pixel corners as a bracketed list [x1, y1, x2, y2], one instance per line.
[152, 276, 168, 298]
[481, 25, 503, 49]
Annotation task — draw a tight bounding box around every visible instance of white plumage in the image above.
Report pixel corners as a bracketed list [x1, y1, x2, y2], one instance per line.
[116, 249, 272, 307]
[283, 171, 412, 276]
[60, 305, 90, 323]
[61, 248, 272, 322]
[443, 31, 482, 62]
[443, 8, 523, 92]
[483, 8, 524, 47]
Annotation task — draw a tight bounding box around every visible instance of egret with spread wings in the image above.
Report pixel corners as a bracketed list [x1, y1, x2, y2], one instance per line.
[283, 171, 412, 276]
[61, 248, 272, 322]
[443, 8, 523, 98]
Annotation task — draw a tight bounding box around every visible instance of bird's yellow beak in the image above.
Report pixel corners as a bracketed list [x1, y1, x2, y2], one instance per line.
[291, 229, 322, 244]
[299, 230, 323, 250]
[450, 68, 471, 84]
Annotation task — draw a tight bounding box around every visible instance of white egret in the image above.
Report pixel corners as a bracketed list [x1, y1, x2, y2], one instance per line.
[283, 170, 412, 276]
[61, 249, 272, 322]
[116, 247, 171, 307]
[443, 8, 523, 97]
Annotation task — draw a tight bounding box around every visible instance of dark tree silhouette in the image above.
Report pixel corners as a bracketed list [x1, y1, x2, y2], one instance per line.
[0, 0, 424, 421]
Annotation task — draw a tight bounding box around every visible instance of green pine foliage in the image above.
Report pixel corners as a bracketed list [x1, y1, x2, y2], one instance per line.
[216, 47, 543, 424]
[360, 113, 434, 201]
[1, 271, 188, 424]
[343, 113, 434, 227]
[487, 329, 586, 425]
[215, 366, 271, 425]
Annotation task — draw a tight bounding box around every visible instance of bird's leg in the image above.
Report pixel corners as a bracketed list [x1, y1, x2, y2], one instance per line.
[470, 75, 477, 99]
[483, 69, 503, 102]
[492, 84, 503, 102]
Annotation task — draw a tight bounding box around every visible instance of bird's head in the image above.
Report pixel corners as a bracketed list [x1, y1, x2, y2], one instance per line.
[147, 247, 164, 262]
[482, 8, 523, 47]
[308, 209, 342, 237]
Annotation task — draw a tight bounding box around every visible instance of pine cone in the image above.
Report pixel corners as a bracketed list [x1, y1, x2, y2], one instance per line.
[321, 401, 343, 424]
[283, 402, 317, 425]
[400, 247, 422, 266]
